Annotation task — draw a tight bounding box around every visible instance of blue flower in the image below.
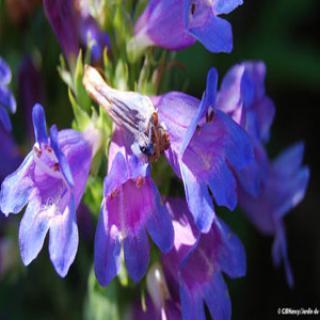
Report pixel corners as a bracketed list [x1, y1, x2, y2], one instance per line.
[0, 57, 16, 131]
[133, 0, 243, 53]
[156, 68, 254, 232]
[0, 104, 94, 276]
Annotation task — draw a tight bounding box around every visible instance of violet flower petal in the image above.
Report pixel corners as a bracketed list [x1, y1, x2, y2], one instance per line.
[204, 272, 231, 320]
[123, 227, 150, 282]
[180, 283, 206, 320]
[213, 0, 243, 15]
[94, 204, 121, 286]
[19, 199, 51, 265]
[0, 107, 12, 132]
[0, 153, 34, 215]
[49, 196, 79, 277]
[185, 1, 233, 53]
[0, 58, 11, 85]
[0, 86, 16, 113]
[50, 125, 74, 188]
[32, 103, 48, 145]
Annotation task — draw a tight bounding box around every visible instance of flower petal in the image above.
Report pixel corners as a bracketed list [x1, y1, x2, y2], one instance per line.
[272, 221, 294, 287]
[181, 68, 218, 154]
[94, 203, 121, 286]
[0, 152, 34, 215]
[187, 14, 233, 53]
[0, 107, 12, 131]
[49, 196, 79, 277]
[0, 57, 11, 85]
[32, 103, 48, 145]
[50, 125, 74, 187]
[0, 86, 16, 113]
[123, 227, 150, 282]
[19, 199, 51, 265]
[180, 163, 215, 233]
[213, 0, 243, 15]
[207, 160, 237, 210]
[146, 184, 174, 253]
[204, 272, 231, 320]
[180, 283, 206, 320]
[217, 221, 246, 278]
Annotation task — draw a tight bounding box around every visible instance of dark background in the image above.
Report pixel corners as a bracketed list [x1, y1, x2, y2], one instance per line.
[0, 0, 319, 319]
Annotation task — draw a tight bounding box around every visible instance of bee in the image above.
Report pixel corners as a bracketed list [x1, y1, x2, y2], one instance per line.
[83, 65, 169, 162]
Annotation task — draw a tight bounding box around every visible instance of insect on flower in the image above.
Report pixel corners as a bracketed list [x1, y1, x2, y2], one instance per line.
[83, 65, 170, 162]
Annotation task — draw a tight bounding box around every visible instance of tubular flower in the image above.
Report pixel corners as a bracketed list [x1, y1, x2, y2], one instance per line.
[44, 0, 109, 62]
[216, 61, 276, 144]
[83, 65, 254, 233]
[134, 198, 246, 320]
[0, 104, 96, 276]
[0, 57, 16, 131]
[94, 128, 174, 286]
[239, 143, 309, 286]
[215, 61, 310, 285]
[132, 0, 243, 53]
[156, 68, 254, 232]
[43, 0, 80, 58]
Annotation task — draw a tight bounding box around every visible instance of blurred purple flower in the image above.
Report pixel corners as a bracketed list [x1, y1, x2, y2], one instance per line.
[18, 56, 45, 140]
[44, 0, 109, 62]
[43, 0, 80, 58]
[133, 0, 243, 53]
[0, 104, 94, 276]
[216, 61, 275, 144]
[0, 127, 21, 183]
[94, 129, 174, 285]
[239, 143, 309, 286]
[215, 61, 310, 285]
[0, 57, 16, 131]
[156, 68, 254, 232]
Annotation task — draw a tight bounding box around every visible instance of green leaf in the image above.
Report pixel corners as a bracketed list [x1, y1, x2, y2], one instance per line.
[74, 50, 92, 110]
[68, 89, 91, 131]
[84, 268, 121, 320]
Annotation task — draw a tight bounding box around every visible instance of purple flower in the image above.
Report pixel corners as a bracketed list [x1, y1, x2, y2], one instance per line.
[0, 57, 16, 131]
[135, 198, 246, 320]
[94, 129, 174, 285]
[80, 15, 110, 62]
[216, 61, 276, 143]
[0, 104, 94, 276]
[239, 143, 309, 286]
[44, 0, 109, 62]
[18, 56, 45, 140]
[156, 67, 254, 232]
[133, 0, 243, 53]
[215, 61, 310, 285]
[43, 0, 80, 58]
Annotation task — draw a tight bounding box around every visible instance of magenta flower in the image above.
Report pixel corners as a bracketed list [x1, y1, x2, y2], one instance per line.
[0, 104, 94, 276]
[156, 68, 254, 232]
[133, 0, 243, 53]
[94, 129, 174, 285]
[134, 198, 246, 320]
[0, 57, 16, 131]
